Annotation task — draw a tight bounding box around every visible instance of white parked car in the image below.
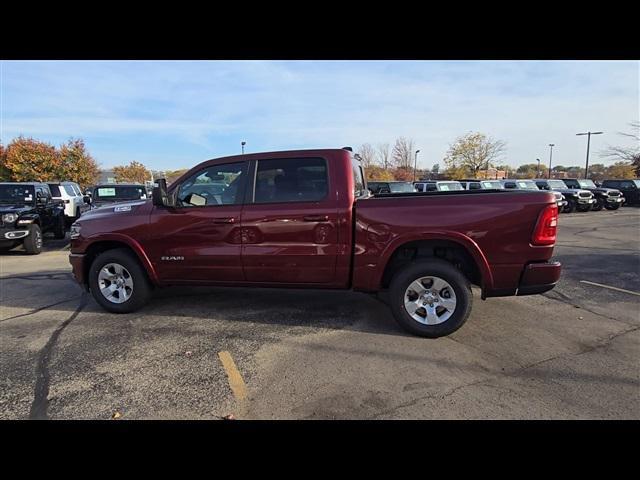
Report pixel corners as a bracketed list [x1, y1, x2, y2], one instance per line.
[47, 182, 90, 226]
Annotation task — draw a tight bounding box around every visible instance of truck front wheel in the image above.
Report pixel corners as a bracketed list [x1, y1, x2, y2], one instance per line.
[89, 248, 153, 313]
[23, 225, 43, 255]
[591, 198, 604, 211]
[604, 203, 621, 210]
[563, 199, 576, 213]
[388, 259, 472, 338]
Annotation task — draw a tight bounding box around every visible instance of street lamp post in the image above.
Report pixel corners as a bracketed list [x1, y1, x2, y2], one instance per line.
[536, 158, 540, 178]
[413, 150, 420, 182]
[548, 144, 555, 179]
[241, 141, 246, 154]
[576, 131, 603, 179]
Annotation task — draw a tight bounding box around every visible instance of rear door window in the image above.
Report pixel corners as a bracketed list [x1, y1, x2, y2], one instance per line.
[63, 185, 76, 196]
[254, 157, 328, 203]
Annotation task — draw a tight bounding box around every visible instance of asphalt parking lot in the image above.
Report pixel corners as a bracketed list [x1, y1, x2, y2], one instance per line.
[1, 208, 639, 420]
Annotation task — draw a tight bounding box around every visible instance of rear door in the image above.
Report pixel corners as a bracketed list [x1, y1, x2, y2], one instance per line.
[241, 156, 339, 284]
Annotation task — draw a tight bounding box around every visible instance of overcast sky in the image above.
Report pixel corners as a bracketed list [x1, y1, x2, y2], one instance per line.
[1, 60, 638, 171]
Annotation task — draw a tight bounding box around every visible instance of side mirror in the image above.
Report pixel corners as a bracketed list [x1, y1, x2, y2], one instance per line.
[83, 195, 92, 204]
[152, 178, 173, 207]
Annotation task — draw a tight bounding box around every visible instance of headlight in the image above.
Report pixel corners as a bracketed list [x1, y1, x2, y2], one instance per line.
[70, 224, 82, 239]
[2, 213, 18, 224]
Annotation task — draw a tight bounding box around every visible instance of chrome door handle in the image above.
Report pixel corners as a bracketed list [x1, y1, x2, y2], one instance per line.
[303, 215, 329, 222]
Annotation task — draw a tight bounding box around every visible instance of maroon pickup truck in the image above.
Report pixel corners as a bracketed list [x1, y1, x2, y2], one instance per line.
[69, 148, 561, 337]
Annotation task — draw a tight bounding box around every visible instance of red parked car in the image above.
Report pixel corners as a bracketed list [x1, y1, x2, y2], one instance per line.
[69, 148, 561, 337]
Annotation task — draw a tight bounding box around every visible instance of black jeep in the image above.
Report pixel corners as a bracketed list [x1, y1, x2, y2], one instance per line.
[563, 178, 625, 211]
[533, 179, 596, 213]
[0, 182, 66, 255]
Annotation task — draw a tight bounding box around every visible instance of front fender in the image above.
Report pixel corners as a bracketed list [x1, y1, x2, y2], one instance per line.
[83, 232, 160, 285]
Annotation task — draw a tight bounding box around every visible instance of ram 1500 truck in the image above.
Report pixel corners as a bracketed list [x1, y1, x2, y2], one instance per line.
[69, 148, 561, 337]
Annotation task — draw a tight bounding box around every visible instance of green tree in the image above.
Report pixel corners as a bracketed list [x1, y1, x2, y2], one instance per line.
[443, 132, 506, 176]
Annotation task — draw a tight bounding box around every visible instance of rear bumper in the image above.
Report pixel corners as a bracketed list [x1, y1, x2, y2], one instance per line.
[517, 261, 562, 296]
[69, 253, 88, 289]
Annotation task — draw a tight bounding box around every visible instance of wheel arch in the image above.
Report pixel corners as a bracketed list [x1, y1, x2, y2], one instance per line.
[82, 234, 159, 287]
[377, 232, 493, 296]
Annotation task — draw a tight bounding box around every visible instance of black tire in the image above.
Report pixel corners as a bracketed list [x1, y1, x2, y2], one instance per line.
[604, 203, 621, 210]
[576, 203, 592, 212]
[388, 259, 472, 338]
[591, 199, 604, 211]
[53, 215, 66, 239]
[88, 248, 153, 313]
[563, 199, 576, 213]
[23, 224, 43, 255]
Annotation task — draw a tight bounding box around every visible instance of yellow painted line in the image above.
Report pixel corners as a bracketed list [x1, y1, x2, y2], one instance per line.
[580, 280, 640, 297]
[218, 351, 248, 401]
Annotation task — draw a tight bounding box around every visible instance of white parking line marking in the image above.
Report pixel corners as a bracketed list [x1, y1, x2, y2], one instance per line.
[580, 280, 640, 297]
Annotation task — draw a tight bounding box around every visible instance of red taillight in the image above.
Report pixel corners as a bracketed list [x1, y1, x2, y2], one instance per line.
[532, 204, 558, 246]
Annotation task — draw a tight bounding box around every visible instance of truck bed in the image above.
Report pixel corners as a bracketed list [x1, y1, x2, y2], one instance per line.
[352, 189, 558, 296]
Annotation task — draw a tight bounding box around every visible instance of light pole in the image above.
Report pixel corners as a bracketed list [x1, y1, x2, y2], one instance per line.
[576, 131, 603, 179]
[536, 158, 540, 178]
[413, 150, 420, 182]
[241, 141, 246, 154]
[547, 144, 555, 179]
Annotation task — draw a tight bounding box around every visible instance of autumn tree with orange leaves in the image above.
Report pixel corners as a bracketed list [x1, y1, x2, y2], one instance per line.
[1, 136, 100, 189]
[113, 160, 151, 184]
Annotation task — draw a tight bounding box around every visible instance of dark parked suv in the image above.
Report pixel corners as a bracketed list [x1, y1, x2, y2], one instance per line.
[533, 179, 595, 213]
[502, 179, 567, 211]
[563, 178, 625, 211]
[0, 182, 66, 254]
[601, 179, 640, 206]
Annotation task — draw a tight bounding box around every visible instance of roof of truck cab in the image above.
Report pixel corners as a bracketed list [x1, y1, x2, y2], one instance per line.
[0, 182, 48, 186]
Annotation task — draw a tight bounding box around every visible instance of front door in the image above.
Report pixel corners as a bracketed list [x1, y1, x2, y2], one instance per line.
[143, 161, 248, 284]
[241, 156, 339, 284]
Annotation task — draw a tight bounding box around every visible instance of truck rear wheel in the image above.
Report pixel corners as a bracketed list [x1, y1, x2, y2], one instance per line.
[89, 248, 153, 313]
[23, 224, 43, 255]
[388, 259, 472, 338]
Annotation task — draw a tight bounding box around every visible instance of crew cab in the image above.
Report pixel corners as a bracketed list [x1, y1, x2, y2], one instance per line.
[87, 183, 148, 209]
[0, 182, 66, 254]
[562, 178, 624, 211]
[367, 181, 416, 194]
[533, 179, 595, 213]
[69, 149, 561, 338]
[601, 179, 640, 206]
[502, 179, 567, 211]
[414, 180, 464, 192]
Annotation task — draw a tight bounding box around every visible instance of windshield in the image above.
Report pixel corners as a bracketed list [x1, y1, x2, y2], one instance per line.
[634, 180, 640, 188]
[389, 182, 416, 193]
[481, 181, 504, 189]
[438, 182, 463, 191]
[578, 180, 596, 188]
[548, 180, 568, 189]
[516, 180, 538, 190]
[0, 185, 35, 204]
[94, 185, 147, 201]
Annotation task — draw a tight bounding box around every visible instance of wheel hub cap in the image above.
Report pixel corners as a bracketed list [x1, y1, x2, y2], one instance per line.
[404, 276, 457, 325]
[98, 263, 134, 304]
